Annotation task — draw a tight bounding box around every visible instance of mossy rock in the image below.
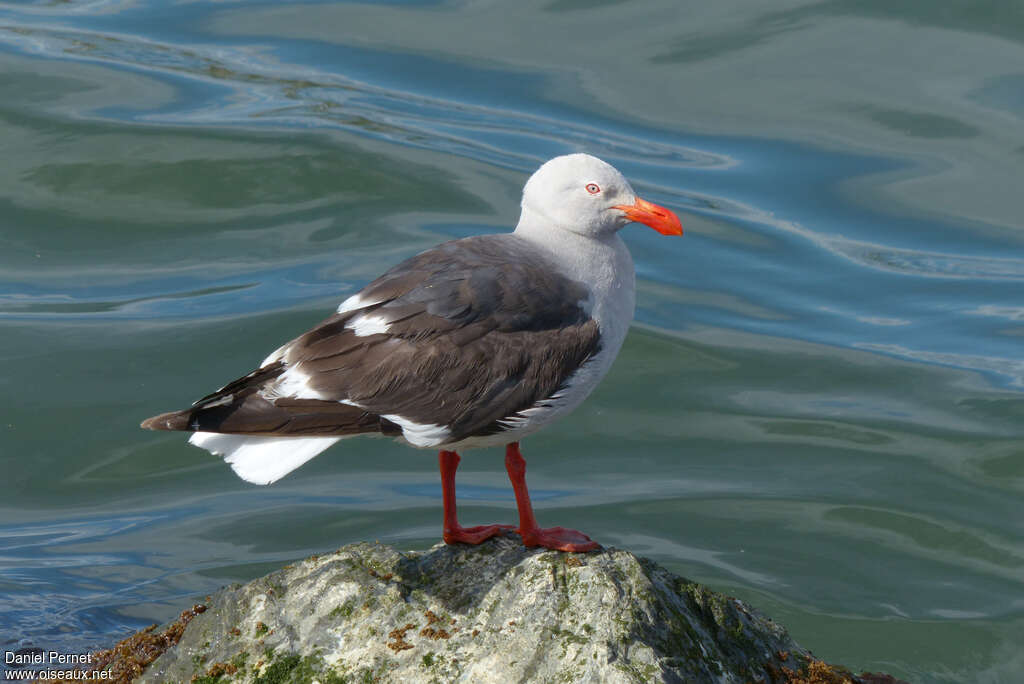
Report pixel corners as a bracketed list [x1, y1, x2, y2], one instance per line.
[69, 535, 902, 684]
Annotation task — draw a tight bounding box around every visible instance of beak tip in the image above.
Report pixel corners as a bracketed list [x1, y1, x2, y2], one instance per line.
[621, 196, 683, 236]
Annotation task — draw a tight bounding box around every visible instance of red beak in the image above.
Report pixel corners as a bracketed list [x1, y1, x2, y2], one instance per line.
[614, 196, 683, 236]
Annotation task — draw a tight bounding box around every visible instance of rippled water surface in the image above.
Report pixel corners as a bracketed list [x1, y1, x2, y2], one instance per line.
[2, 2, 1024, 682]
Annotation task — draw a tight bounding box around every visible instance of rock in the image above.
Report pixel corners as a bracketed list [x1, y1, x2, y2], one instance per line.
[131, 534, 896, 683]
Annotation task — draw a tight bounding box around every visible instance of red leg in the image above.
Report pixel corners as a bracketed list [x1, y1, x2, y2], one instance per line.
[439, 450, 514, 545]
[504, 442, 599, 552]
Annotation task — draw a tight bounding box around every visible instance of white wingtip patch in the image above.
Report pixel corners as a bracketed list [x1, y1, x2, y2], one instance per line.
[337, 293, 381, 314]
[347, 313, 391, 337]
[381, 414, 450, 447]
[263, 365, 329, 400]
[260, 343, 289, 368]
[189, 432, 341, 485]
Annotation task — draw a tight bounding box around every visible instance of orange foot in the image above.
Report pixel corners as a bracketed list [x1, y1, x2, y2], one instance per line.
[519, 525, 600, 553]
[443, 523, 515, 545]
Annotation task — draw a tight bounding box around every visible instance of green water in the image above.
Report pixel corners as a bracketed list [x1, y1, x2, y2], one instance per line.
[2, 2, 1023, 682]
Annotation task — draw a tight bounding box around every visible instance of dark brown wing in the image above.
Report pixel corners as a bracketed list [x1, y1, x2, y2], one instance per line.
[142, 234, 602, 442]
[140, 364, 402, 437]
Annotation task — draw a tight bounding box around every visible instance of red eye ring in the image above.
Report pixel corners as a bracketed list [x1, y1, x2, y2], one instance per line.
[585, 183, 601, 194]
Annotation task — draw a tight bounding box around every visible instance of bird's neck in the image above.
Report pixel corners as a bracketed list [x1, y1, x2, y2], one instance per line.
[514, 209, 636, 339]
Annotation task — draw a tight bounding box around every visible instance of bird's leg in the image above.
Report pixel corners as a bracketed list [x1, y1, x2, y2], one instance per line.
[504, 442, 599, 552]
[439, 450, 514, 545]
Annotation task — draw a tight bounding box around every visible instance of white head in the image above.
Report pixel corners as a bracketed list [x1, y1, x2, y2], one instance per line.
[517, 153, 682, 239]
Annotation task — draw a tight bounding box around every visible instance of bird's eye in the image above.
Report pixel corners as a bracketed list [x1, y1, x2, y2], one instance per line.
[585, 183, 601, 194]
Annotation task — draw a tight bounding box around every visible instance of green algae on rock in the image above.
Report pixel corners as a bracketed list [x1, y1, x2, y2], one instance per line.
[120, 536, 895, 683]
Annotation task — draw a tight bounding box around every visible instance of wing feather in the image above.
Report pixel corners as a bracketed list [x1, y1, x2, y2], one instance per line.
[141, 234, 601, 443]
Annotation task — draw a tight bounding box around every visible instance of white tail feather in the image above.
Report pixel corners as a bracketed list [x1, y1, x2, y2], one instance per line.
[189, 432, 341, 485]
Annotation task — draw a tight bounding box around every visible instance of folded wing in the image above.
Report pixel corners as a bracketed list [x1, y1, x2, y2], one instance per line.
[141, 234, 602, 447]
